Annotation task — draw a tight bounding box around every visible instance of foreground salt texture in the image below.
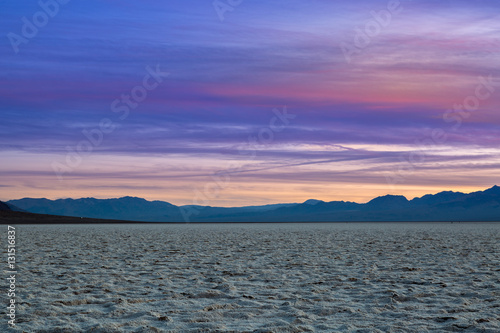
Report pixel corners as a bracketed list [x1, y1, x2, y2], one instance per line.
[2, 222, 499, 332]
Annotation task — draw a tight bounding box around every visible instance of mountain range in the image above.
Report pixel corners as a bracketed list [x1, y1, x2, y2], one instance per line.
[3, 185, 500, 222]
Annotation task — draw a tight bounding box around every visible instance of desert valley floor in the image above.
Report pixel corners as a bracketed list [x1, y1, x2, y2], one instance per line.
[2, 222, 499, 332]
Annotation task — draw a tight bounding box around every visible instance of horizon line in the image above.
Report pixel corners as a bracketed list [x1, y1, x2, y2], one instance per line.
[4, 184, 498, 208]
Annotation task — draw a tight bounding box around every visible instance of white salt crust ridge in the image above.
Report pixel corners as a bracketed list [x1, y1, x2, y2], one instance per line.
[1, 222, 499, 332]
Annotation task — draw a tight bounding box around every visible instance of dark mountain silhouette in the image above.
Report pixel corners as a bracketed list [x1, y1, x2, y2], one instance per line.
[6, 185, 500, 222]
[0, 209, 143, 224]
[0, 201, 12, 211]
[0, 200, 24, 212]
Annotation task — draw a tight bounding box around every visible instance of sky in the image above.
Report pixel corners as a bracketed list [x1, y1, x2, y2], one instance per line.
[0, 0, 499, 206]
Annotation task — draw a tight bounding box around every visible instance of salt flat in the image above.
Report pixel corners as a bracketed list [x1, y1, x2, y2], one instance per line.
[2, 222, 499, 332]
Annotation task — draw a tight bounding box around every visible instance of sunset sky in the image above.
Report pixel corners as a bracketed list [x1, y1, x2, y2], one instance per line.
[1, 0, 499, 206]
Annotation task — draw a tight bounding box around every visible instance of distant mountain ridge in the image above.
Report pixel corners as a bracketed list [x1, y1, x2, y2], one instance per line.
[7, 186, 500, 222]
[6, 196, 179, 222]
